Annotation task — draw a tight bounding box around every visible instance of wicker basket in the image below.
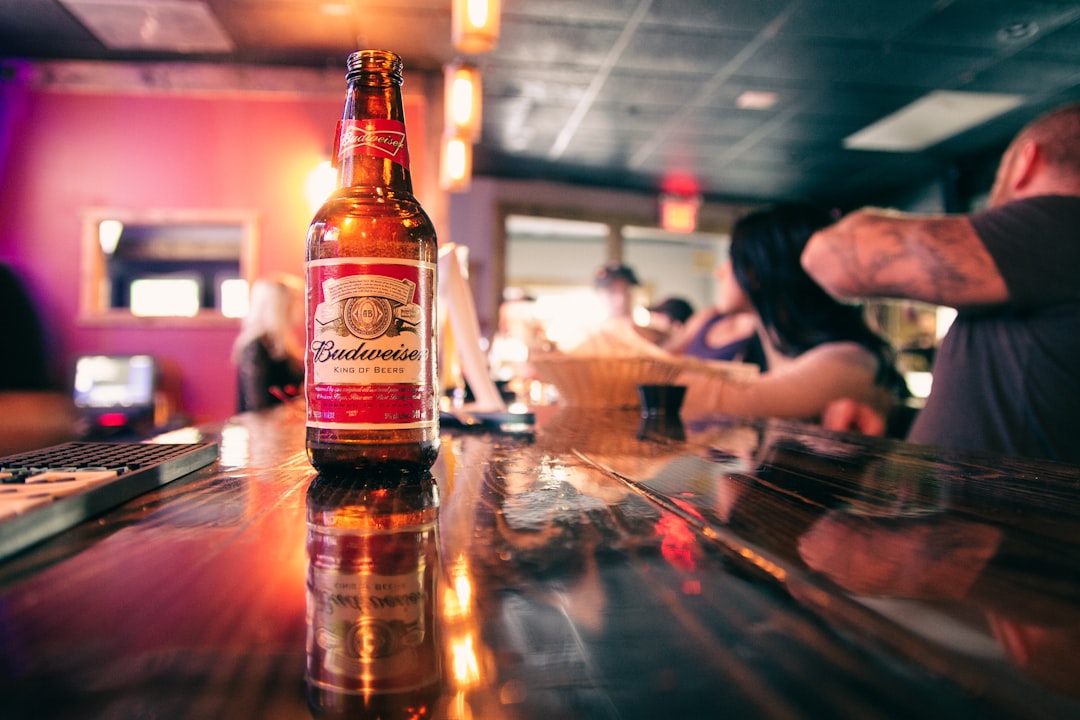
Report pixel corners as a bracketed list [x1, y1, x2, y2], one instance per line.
[529, 354, 685, 409]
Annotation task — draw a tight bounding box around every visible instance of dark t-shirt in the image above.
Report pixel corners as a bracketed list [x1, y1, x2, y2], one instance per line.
[907, 195, 1080, 463]
[236, 337, 303, 412]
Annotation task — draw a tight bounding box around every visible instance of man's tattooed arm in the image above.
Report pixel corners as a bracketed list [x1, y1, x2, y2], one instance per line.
[801, 208, 1008, 308]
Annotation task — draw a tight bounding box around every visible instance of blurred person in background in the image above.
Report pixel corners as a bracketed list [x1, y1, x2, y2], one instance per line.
[593, 261, 641, 323]
[641, 296, 694, 346]
[664, 301, 761, 366]
[680, 203, 909, 427]
[569, 261, 662, 353]
[232, 274, 305, 412]
[804, 102, 1080, 462]
[0, 263, 77, 453]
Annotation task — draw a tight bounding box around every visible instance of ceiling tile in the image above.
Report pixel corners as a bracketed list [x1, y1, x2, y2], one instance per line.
[781, 0, 942, 41]
[595, 72, 709, 107]
[963, 55, 1080, 94]
[491, 19, 624, 66]
[644, 0, 794, 33]
[739, 38, 890, 84]
[617, 26, 756, 75]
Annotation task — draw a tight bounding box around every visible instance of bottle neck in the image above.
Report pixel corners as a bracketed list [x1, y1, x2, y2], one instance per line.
[335, 76, 413, 193]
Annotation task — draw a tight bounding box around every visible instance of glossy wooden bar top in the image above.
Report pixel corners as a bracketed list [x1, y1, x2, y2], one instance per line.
[2, 402, 1079, 719]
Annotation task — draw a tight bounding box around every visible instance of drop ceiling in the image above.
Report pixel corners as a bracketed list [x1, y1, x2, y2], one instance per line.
[2, 0, 1080, 207]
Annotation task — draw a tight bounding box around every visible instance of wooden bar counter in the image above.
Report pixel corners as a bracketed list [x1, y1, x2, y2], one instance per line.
[2, 401, 1079, 718]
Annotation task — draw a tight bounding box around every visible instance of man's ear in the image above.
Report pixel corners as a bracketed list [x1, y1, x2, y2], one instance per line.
[1011, 138, 1041, 191]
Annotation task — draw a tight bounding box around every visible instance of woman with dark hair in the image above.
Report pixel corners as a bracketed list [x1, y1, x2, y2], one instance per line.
[681, 203, 908, 424]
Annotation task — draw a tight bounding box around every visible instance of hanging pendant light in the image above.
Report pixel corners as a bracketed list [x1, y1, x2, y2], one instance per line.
[440, 132, 473, 192]
[444, 60, 482, 141]
[452, 0, 501, 55]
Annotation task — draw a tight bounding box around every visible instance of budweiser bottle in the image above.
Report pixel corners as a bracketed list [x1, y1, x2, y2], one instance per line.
[305, 470, 441, 718]
[305, 50, 439, 474]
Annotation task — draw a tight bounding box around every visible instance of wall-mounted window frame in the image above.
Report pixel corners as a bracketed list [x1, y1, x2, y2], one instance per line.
[79, 208, 259, 326]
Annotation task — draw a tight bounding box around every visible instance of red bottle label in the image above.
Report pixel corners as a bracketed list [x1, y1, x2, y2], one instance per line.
[306, 258, 436, 430]
[335, 119, 410, 171]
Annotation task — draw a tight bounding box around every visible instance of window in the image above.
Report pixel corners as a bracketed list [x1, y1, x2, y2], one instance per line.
[80, 209, 258, 325]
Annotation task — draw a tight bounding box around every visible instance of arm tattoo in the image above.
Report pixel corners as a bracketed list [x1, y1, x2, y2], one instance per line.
[824, 211, 1002, 306]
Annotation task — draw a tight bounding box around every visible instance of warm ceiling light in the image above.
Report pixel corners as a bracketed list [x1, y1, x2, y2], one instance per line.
[844, 90, 1024, 152]
[440, 133, 473, 192]
[736, 90, 778, 110]
[444, 61, 482, 140]
[452, 0, 501, 54]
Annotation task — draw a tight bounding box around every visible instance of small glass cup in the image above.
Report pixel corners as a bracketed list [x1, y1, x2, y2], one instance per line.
[637, 384, 687, 441]
[637, 384, 687, 418]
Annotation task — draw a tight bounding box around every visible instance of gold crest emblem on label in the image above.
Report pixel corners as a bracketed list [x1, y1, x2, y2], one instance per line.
[343, 296, 393, 339]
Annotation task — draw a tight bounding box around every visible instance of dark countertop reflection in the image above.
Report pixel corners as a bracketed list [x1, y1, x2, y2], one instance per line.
[2, 401, 1079, 719]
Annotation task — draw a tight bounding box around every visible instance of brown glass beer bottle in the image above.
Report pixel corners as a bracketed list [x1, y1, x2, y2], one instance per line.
[305, 470, 441, 718]
[305, 50, 439, 474]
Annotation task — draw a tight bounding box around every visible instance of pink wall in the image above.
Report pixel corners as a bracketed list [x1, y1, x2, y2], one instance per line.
[0, 74, 429, 424]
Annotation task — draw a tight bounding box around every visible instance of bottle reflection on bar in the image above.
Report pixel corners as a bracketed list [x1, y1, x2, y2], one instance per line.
[305, 470, 441, 719]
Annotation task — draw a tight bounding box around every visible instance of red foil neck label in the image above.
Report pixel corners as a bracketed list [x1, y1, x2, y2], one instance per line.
[335, 119, 410, 170]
